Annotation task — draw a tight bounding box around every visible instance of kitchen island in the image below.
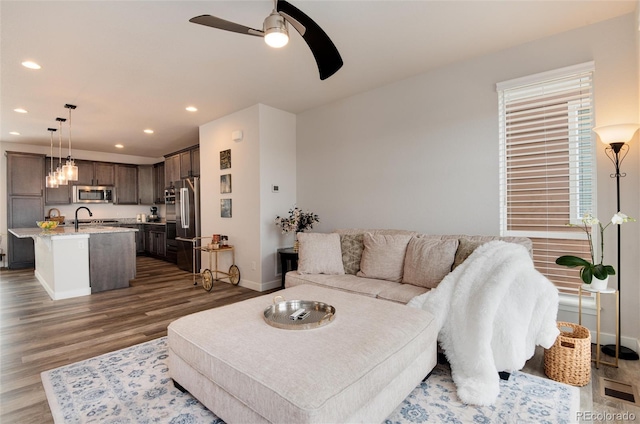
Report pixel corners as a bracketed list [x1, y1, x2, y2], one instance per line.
[8, 226, 137, 300]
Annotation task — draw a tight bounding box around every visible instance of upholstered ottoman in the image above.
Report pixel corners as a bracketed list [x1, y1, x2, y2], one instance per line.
[168, 284, 437, 423]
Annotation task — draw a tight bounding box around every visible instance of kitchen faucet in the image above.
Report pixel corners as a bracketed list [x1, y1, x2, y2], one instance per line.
[74, 207, 93, 231]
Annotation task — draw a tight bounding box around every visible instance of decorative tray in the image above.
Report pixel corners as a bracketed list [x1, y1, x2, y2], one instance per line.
[263, 296, 335, 330]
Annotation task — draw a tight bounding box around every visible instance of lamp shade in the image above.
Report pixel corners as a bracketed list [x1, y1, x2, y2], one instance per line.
[593, 123, 640, 145]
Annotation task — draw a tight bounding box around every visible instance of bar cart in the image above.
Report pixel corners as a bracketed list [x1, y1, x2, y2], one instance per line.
[191, 237, 240, 291]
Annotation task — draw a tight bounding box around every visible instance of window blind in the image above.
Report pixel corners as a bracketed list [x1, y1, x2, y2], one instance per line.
[498, 65, 595, 295]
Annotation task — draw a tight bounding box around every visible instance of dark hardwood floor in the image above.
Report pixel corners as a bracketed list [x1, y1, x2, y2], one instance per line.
[0, 256, 274, 423]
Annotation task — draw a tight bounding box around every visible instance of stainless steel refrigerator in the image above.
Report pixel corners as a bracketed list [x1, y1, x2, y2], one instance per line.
[175, 176, 201, 273]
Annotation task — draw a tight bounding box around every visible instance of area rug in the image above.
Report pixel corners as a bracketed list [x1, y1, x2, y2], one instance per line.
[42, 337, 579, 424]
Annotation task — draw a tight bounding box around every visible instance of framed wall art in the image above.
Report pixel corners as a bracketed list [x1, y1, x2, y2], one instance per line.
[220, 174, 231, 194]
[221, 199, 232, 218]
[220, 149, 231, 170]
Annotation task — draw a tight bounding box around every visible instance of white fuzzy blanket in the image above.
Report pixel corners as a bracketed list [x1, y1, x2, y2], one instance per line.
[408, 240, 559, 405]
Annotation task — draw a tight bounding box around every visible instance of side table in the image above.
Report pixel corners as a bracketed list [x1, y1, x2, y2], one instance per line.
[578, 284, 619, 368]
[278, 247, 298, 288]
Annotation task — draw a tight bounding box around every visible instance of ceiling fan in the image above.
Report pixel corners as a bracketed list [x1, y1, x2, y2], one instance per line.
[189, 0, 343, 80]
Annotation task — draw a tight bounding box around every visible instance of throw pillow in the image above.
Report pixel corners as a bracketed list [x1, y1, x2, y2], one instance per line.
[357, 233, 412, 282]
[451, 238, 485, 270]
[340, 233, 364, 275]
[297, 233, 345, 275]
[402, 237, 459, 288]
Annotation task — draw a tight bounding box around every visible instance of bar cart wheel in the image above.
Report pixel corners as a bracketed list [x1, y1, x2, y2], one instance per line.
[229, 264, 240, 285]
[202, 269, 214, 291]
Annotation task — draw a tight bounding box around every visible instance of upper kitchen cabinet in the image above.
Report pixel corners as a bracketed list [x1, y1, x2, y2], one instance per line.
[153, 162, 165, 204]
[138, 165, 154, 205]
[191, 148, 200, 177]
[179, 150, 191, 179]
[114, 164, 138, 205]
[76, 160, 116, 186]
[8, 152, 45, 196]
[44, 157, 72, 204]
[165, 145, 199, 186]
[179, 147, 200, 178]
[164, 154, 180, 188]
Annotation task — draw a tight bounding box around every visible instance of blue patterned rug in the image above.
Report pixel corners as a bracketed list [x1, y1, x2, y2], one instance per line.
[41, 337, 579, 423]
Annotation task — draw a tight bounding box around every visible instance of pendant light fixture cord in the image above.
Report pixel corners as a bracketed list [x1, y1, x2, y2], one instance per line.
[65, 104, 76, 158]
[49, 128, 56, 174]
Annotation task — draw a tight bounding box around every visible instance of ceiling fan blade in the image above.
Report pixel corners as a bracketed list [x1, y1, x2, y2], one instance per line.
[189, 15, 264, 37]
[276, 0, 343, 80]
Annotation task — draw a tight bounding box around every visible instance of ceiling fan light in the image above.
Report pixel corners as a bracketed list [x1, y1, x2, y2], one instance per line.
[264, 12, 289, 48]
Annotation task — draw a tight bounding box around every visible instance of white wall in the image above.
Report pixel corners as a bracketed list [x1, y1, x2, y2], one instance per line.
[259, 105, 297, 283]
[297, 14, 640, 348]
[199, 104, 296, 291]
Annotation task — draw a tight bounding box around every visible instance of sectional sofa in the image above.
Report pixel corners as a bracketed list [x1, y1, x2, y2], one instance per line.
[285, 229, 532, 303]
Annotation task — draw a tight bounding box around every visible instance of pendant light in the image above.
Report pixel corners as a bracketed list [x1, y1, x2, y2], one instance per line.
[55, 117, 68, 185]
[62, 104, 78, 181]
[45, 128, 59, 188]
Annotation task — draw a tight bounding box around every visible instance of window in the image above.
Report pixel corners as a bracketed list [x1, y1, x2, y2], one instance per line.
[497, 62, 595, 295]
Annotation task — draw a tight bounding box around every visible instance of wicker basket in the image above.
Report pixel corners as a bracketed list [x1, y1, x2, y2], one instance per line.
[544, 321, 591, 386]
[47, 208, 65, 224]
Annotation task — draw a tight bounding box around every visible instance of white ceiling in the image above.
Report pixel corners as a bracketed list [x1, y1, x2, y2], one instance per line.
[1, 1, 636, 158]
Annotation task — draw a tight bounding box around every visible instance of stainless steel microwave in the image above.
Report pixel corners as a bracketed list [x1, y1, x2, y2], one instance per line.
[73, 186, 114, 203]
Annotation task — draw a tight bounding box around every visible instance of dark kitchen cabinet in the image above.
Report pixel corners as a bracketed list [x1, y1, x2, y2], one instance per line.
[120, 224, 145, 254]
[191, 148, 200, 177]
[8, 152, 44, 196]
[164, 154, 180, 188]
[95, 162, 116, 186]
[115, 164, 138, 205]
[76, 160, 115, 186]
[6, 152, 45, 269]
[137, 165, 154, 205]
[179, 147, 200, 178]
[8, 197, 44, 268]
[145, 225, 166, 258]
[44, 157, 72, 204]
[153, 162, 165, 204]
[179, 151, 191, 179]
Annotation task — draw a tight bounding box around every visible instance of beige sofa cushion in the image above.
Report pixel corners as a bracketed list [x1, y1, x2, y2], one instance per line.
[402, 237, 459, 288]
[357, 233, 412, 282]
[297, 232, 345, 275]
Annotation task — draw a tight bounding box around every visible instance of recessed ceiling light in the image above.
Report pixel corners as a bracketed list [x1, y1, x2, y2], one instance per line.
[186, 106, 198, 112]
[21, 61, 41, 70]
[14, 108, 28, 113]
[9, 131, 20, 136]
[115, 144, 124, 149]
[144, 129, 154, 134]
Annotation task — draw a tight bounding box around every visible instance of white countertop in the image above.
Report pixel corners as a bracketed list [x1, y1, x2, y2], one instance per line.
[9, 226, 138, 239]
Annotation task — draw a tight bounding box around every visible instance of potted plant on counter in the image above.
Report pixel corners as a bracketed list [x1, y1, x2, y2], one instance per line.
[556, 212, 636, 290]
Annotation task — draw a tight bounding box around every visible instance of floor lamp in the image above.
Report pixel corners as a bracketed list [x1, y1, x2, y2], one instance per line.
[593, 123, 640, 361]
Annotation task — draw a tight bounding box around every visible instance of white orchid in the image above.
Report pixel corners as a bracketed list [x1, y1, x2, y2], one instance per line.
[611, 212, 634, 225]
[581, 213, 599, 226]
[557, 211, 636, 284]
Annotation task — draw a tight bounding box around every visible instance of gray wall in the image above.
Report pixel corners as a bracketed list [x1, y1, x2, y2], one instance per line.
[296, 14, 640, 346]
